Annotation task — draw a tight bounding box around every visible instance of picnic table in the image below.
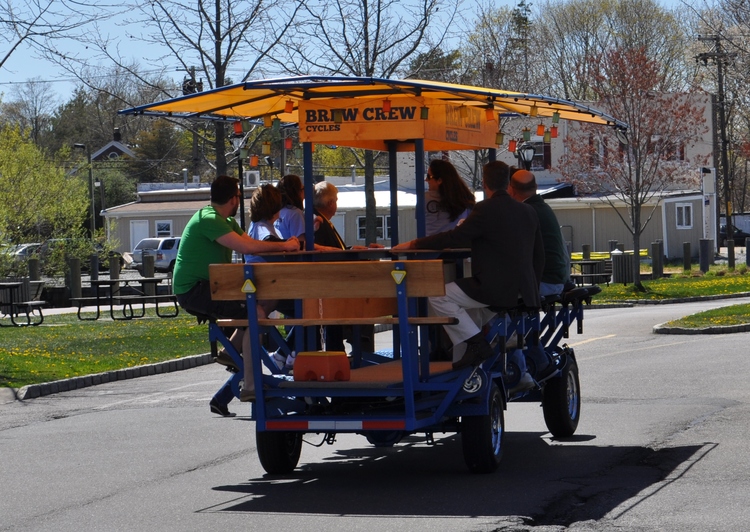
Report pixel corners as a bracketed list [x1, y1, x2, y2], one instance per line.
[570, 259, 611, 286]
[0, 279, 46, 326]
[71, 276, 178, 320]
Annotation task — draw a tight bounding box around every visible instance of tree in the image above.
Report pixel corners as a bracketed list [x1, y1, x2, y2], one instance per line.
[0, 125, 88, 245]
[48, 0, 303, 179]
[0, 0, 97, 71]
[558, 47, 708, 291]
[275, 0, 457, 243]
[0, 79, 57, 145]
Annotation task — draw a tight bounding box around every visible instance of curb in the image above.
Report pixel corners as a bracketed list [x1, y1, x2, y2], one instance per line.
[653, 322, 750, 335]
[9, 353, 214, 401]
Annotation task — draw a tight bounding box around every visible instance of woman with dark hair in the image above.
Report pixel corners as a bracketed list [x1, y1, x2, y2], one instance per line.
[275, 174, 307, 243]
[247, 184, 284, 245]
[424, 159, 476, 236]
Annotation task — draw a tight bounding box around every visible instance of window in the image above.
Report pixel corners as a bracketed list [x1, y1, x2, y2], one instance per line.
[357, 215, 388, 240]
[155, 220, 173, 237]
[676, 203, 692, 229]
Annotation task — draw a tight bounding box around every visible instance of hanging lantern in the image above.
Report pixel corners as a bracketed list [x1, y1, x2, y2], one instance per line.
[543, 129, 552, 143]
[263, 116, 272, 128]
[485, 108, 496, 122]
[272, 117, 281, 133]
[294, 147, 303, 159]
[536, 123, 545, 137]
[233, 121, 243, 136]
[522, 127, 531, 141]
[551, 125, 558, 138]
[508, 139, 517, 153]
[261, 142, 271, 155]
[420, 106, 429, 119]
[240, 148, 249, 159]
[459, 106, 468, 118]
[284, 137, 293, 150]
[495, 131, 504, 145]
[529, 105, 538, 117]
[249, 155, 259, 167]
[285, 100, 294, 113]
[382, 99, 391, 112]
[552, 111, 560, 124]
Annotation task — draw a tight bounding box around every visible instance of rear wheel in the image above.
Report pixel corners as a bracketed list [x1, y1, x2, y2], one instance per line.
[461, 383, 504, 474]
[256, 429, 302, 474]
[542, 357, 581, 437]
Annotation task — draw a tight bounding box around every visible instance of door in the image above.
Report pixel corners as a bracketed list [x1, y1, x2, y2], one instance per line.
[129, 220, 150, 252]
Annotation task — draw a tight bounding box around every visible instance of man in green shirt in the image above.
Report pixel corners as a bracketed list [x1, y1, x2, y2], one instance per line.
[175, 175, 298, 416]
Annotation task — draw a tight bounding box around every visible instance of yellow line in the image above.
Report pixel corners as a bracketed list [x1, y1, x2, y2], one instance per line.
[567, 334, 616, 346]
[574, 338, 695, 361]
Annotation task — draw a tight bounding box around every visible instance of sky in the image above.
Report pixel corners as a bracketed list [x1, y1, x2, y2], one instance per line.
[0, 0, 691, 105]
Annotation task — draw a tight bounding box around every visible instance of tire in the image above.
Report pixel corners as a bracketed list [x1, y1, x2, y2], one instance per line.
[168, 260, 175, 272]
[542, 356, 581, 437]
[256, 429, 302, 474]
[461, 383, 504, 474]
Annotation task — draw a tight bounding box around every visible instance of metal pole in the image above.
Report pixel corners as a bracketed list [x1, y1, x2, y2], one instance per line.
[87, 146, 95, 239]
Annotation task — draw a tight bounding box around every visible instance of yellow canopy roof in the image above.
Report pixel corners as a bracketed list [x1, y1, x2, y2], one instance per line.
[120, 76, 627, 151]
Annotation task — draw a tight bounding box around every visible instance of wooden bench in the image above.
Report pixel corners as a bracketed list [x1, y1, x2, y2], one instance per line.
[209, 260, 455, 331]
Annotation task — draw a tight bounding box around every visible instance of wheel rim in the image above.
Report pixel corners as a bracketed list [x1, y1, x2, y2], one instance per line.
[565, 369, 579, 421]
[490, 394, 503, 455]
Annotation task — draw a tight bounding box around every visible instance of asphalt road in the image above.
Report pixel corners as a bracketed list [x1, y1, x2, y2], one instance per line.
[2, 297, 750, 531]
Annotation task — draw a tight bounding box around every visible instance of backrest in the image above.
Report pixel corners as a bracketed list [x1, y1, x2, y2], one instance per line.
[209, 260, 446, 303]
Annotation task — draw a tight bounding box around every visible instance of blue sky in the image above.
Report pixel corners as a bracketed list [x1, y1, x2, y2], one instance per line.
[0, 0, 694, 104]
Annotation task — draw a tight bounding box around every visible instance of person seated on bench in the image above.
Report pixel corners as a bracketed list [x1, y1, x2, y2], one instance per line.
[392, 161, 544, 370]
[173, 175, 299, 417]
[313, 181, 382, 353]
[506, 169, 571, 392]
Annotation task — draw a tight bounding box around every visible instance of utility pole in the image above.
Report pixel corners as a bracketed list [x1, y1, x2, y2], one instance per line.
[179, 66, 203, 183]
[697, 35, 736, 266]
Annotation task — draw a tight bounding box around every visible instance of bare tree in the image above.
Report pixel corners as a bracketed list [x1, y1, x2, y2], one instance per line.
[47, 0, 303, 177]
[0, 0, 98, 71]
[558, 47, 708, 291]
[0, 78, 57, 144]
[273, 0, 458, 244]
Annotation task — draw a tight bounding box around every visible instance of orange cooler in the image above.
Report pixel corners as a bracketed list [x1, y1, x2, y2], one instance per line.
[293, 351, 351, 382]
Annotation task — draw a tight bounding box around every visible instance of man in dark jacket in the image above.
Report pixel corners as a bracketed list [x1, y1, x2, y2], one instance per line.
[392, 161, 545, 370]
[509, 169, 570, 296]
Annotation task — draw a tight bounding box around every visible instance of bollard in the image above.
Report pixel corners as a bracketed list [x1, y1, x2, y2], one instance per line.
[651, 242, 663, 279]
[747, 237, 750, 267]
[683, 242, 691, 272]
[699, 239, 711, 273]
[28, 258, 40, 281]
[89, 253, 99, 281]
[109, 252, 121, 278]
[143, 254, 156, 296]
[727, 240, 735, 269]
[582, 244, 591, 260]
[608, 240, 618, 252]
[68, 257, 82, 299]
[616, 243, 625, 252]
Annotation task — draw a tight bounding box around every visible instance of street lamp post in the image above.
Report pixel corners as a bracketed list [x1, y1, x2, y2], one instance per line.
[517, 142, 536, 171]
[74, 143, 96, 240]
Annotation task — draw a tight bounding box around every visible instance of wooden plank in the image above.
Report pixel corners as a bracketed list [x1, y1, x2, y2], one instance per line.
[215, 316, 456, 328]
[209, 260, 447, 301]
[302, 297, 397, 319]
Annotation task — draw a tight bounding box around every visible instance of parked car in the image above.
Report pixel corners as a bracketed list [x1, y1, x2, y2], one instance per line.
[37, 238, 123, 273]
[719, 225, 750, 247]
[11, 242, 41, 260]
[130, 237, 181, 272]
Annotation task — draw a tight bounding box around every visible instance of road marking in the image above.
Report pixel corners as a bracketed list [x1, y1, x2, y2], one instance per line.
[576, 339, 694, 361]
[93, 381, 213, 410]
[568, 334, 616, 346]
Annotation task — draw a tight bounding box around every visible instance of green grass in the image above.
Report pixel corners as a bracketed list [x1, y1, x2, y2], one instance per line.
[595, 267, 750, 301]
[0, 310, 207, 388]
[663, 303, 750, 329]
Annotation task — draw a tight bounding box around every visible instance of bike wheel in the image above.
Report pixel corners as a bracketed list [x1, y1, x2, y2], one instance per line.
[542, 356, 581, 437]
[461, 383, 504, 474]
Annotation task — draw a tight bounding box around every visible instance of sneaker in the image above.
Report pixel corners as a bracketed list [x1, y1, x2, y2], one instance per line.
[508, 372, 535, 395]
[283, 352, 297, 372]
[209, 398, 236, 417]
[452, 336, 493, 370]
[271, 350, 287, 371]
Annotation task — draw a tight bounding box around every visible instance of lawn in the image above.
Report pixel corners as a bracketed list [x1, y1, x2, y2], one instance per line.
[0, 310, 208, 388]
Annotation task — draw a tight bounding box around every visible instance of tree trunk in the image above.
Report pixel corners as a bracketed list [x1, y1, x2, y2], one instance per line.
[364, 150, 377, 245]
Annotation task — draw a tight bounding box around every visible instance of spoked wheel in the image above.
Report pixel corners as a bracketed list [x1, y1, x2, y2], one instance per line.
[461, 383, 504, 474]
[256, 429, 302, 474]
[542, 356, 581, 437]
